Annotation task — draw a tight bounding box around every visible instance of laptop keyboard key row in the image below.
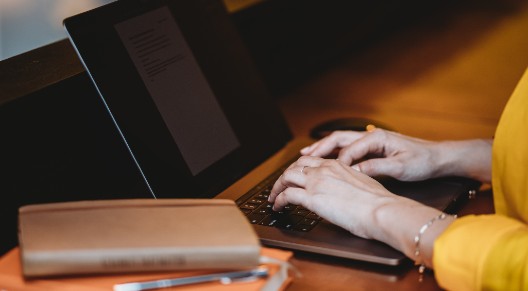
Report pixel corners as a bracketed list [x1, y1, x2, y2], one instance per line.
[239, 185, 322, 232]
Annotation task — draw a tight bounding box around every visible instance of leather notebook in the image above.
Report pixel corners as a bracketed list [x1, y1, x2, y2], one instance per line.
[18, 199, 261, 278]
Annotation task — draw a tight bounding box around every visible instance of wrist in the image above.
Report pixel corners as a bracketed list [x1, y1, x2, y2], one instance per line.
[413, 212, 457, 269]
[432, 139, 492, 182]
[370, 197, 427, 251]
[372, 199, 455, 267]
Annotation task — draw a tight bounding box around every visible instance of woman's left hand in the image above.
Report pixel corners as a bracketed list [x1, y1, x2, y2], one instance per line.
[268, 155, 403, 240]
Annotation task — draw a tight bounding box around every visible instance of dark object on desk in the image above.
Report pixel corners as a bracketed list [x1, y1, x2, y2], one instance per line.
[310, 117, 394, 139]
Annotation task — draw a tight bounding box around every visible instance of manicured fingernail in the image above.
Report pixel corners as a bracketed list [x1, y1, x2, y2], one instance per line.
[366, 124, 377, 132]
[352, 165, 361, 172]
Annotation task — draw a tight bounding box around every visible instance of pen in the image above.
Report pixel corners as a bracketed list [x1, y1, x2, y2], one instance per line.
[113, 266, 269, 291]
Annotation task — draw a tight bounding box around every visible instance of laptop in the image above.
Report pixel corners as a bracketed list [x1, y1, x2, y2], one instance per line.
[63, 0, 480, 266]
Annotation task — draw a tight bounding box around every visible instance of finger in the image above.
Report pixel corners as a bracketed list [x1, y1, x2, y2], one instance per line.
[268, 166, 310, 203]
[303, 131, 364, 156]
[296, 155, 327, 168]
[301, 131, 365, 157]
[268, 166, 307, 202]
[337, 129, 388, 165]
[268, 156, 324, 203]
[268, 162, 302, 203]
[355, 157, 403, 179]
[272, 187, 308, 211]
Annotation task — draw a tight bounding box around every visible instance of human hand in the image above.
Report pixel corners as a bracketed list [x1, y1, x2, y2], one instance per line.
[300, 129, 493, 182]
[300, 129, 444, 181]
[268, 156, 406, 240]
[268, 155, 453, 264]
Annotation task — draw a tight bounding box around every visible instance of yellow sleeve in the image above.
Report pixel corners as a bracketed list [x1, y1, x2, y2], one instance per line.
[433, 67, 528, 290]
[433, 214, 528, 291]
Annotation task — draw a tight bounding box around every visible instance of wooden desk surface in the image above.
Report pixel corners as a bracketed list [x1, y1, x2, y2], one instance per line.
[280, 1, 528, 142]
[273, 1, 528, 290]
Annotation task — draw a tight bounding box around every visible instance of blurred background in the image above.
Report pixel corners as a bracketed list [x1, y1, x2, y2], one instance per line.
[0, 0, 114, 60]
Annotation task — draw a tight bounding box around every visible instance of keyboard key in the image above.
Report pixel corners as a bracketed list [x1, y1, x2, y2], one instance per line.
[240, 208, 252, 215]
[283, 204, 296, 212]
[256, 207, 272, 215]
[256, 193, 269, 199]
[248, 198, 265, 204]
[261, 203, 273, 209]
[292, 208, 310, 216]
[306, 212, 321, 220]
[240, 203, 258, 210]
[299, 218, 318, 227]
[277, 215, 304, 229]
[248, 213, 266, 224]
[259, 215, 279, 227]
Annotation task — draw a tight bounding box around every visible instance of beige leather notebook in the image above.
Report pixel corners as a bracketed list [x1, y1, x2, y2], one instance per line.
[18, 199, 261, 278]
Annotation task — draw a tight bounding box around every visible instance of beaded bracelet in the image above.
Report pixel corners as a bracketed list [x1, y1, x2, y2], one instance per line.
[414, 212, 457, 274]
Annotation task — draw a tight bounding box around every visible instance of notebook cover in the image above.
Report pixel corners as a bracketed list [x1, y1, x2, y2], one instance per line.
[18, 199, 261, 278]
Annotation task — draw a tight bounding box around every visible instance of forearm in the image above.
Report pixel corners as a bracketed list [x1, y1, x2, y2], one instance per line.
[432, 139, 493, 183]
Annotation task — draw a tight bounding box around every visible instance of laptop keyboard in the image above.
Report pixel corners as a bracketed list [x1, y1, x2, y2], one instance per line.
[237, 159, 322, 232]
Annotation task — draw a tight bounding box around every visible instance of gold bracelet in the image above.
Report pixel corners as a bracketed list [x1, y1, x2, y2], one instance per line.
[414, 212, 457, 274]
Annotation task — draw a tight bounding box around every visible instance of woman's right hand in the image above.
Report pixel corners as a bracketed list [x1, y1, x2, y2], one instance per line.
[300, 129, 492, 183]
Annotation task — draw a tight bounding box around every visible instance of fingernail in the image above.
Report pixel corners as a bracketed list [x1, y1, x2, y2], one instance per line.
[366, 124, 377, 132]
[301, 145, 313, 153]
[352, 165, 361, 172]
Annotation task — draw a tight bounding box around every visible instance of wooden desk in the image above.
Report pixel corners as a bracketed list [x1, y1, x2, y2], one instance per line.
[280, 1, 528, 142]
[273, 1, 528, 290]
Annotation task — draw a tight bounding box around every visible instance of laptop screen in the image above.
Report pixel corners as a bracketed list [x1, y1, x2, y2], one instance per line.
[114, 6, 242, 176]
[64, 0, 292, 198]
